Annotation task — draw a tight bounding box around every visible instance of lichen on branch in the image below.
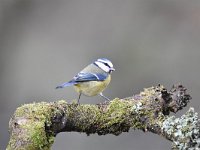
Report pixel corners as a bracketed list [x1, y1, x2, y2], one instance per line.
[7, 84, 199, 150]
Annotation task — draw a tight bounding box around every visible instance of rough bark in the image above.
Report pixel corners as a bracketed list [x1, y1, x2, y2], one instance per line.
[7, 84, 200, 150]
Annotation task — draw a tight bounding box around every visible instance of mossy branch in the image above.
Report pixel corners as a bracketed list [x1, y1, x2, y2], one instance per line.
[7, 84, 200, 150]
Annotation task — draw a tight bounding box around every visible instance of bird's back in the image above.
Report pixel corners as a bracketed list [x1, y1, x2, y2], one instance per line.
[74, 74, 111, 96]
[74, 63, 111, 96]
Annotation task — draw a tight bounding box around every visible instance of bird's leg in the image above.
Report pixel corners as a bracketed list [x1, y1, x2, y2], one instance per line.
[99, 92, 110, 101]
[77, 93, 82, 104]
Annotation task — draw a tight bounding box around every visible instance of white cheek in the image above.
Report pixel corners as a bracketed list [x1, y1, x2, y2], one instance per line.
[97, 59, 113, 68]
[95, 62, 110, 72]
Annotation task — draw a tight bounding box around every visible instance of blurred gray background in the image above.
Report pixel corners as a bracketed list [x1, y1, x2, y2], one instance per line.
[1, 0, 200, 149]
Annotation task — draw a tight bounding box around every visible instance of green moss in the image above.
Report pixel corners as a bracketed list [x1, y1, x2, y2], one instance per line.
[15, 102, 51, 121]
[102, 98, 131, 126]
[66, 102, 102, 133]
[7, 100, 69, 150]
[94, 99, 133, 135]
[23, 121, 50, 149]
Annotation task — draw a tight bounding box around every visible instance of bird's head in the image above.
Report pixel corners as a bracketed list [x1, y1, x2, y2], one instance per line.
[94, 58, 115, 73]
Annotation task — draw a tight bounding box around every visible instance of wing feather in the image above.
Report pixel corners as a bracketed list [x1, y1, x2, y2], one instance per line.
[56, 72, 107, 89]
[74, 72, 107, 82]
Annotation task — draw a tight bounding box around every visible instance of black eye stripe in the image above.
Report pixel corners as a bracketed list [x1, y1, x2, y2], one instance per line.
[94, 60, 112, 69]
[103, 63, 110, 68]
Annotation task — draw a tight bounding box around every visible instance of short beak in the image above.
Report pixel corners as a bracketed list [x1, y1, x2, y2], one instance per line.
[110, 67, 115, 71]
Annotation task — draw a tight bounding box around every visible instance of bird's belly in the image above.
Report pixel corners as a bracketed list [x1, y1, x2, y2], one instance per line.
[74, 79, 110, 97]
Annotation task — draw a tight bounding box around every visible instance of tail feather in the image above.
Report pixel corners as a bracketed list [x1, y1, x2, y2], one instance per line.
[56, 81, 76, 89]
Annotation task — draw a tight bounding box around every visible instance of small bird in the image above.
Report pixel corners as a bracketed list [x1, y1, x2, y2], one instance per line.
[56, 58, 115, 103]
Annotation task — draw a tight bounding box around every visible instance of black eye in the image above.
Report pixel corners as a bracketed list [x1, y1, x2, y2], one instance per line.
[104, 63, 110, 68]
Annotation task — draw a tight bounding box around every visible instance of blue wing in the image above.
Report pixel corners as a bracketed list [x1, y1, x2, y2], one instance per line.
[56, 72, 107, 89]
[73, 72, 107, 82]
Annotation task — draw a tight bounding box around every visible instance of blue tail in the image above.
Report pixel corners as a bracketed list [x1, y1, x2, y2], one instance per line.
[56, 80, 76, 89]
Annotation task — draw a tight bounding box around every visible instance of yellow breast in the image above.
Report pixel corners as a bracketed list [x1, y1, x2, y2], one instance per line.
[74, 75, 111, 96]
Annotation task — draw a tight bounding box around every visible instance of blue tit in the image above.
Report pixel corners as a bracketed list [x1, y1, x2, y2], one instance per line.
[56, 58, 115, 103]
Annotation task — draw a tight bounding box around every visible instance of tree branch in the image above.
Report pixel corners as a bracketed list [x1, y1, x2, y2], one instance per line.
[7, 84, 199, 150]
